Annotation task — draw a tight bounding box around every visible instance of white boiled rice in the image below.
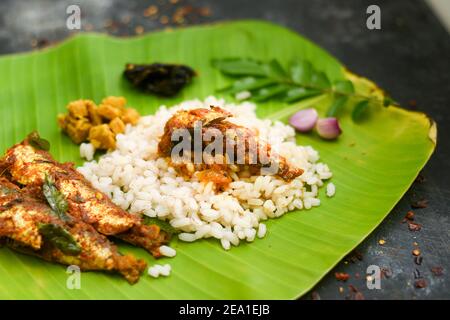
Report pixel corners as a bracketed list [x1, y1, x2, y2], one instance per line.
[80, 142, 95, 161]
[148, 264, 171, 278]
[78, 96, 334, 250]
[159, 245, 177, 257]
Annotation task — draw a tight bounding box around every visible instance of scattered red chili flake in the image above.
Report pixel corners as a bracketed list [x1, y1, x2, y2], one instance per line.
[311, 291, 321, 300]
[160, 15, 170, 24]
[347, 285, 365, 300]
[405, 210, 415, 220]
[83, 23, 94, 31]
[414, 173, 426, 183]
[345, 250, 363, 263]
[121, 15, 131, 24]
[408, 222, 422, 232]
[134, 25, 144, 35]
[31, 38, 49, 49]
[414, 279, 427, 288]
[354, 292, 365, 300]
[348, 284, 358, 293]
[381, 268, 392, 279]
[335, 272, 350, 281]
[414, 256, 423, 265]
[172, 5, 193, 24]
[412, 249, 421, 256]
[198, 6, 212, 17]
[408, 99, 417, 110]
[144, 5, 159, 17]
[411, 199, 428, 209]
[104, 19, 120, 32]
[431, 266, 443, 276]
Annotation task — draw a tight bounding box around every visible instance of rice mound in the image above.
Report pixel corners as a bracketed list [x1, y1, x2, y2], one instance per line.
[78, 96, 333, 250]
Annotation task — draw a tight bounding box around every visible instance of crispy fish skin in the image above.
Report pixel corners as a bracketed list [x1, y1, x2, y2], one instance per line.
[0, 178, 146, 284]
[2, 140, 169, 256]
[3, 143, 135, 235]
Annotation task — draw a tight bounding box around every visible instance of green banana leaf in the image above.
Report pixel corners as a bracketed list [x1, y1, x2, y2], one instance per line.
[0, 20, 436, 299]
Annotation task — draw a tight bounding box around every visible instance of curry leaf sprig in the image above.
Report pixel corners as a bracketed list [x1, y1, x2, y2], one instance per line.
[212, 58, 396, 121]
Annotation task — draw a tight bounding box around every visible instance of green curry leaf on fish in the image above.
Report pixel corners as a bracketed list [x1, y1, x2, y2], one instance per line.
[27, 131, 50, 151]
[142, 216, 179, 236]
[213, 58, 399, 122]
[38, 223, 81, 256]
[43, 175, 70, 222]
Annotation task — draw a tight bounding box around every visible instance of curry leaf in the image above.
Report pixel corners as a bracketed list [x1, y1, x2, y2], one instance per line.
[38, 223, 81, 256]
[334, 80, 354, 94]
[27, 131, 50, 151]
[223, 77, 277, 95]
[252, 84, 290, 102]
[212, 59, 269, 77]
[43, 175, 70, 222]
[212, 57, 394, 123]
[290, 60, 313, 85]
[327, 95, 348, 117]
[283, 88, 322, 103]
[352, 100, 370, 122]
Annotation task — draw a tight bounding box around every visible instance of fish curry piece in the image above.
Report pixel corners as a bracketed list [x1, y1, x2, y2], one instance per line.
[0, 177, 146, 284]
[2, 137, 170, 257]
[158, 106, 303, 190]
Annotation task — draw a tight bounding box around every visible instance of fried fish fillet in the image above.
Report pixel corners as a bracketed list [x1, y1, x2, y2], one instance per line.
[158, 106, 303, 188]
[0, 178, 146, 284]
[2, 139, 169, 257]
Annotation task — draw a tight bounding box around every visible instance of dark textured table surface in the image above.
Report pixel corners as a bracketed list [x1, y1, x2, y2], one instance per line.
[0, 0, 448, 299]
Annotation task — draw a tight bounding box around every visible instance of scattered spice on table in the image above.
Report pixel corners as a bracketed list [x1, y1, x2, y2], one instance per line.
[411, 198, 428, 209]
[311, 291, 321, 300]
[345, 250, 363, 263]
[335, 272, 350, 281]
[378, 239, 386, 245]
[414, 172, 426, 183]
[338, 286, 344, 293]
[135, 25, 144, 34]
[83, 23, 94, 31]
[414, 279, 427, 288]
[160, 15, 169, 24]
[31, 38, 49, 49]
[405, 210, 415, 221]
[347, 285, 365, 300]
[144, 5, 159, 17]
[408, 222, 422, 232]
[431, 266, 443, 276]
[412, 249, 421, 256]
[408, 99, 417, 110]
[381, 268, 392, 279]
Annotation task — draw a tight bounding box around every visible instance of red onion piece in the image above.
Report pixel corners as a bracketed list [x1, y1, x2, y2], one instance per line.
[289, 108, 319, 132]
[316, 117, 342, 140]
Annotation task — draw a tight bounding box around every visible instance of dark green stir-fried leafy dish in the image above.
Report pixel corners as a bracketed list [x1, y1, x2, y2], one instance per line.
[124, 62, 196, 97]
